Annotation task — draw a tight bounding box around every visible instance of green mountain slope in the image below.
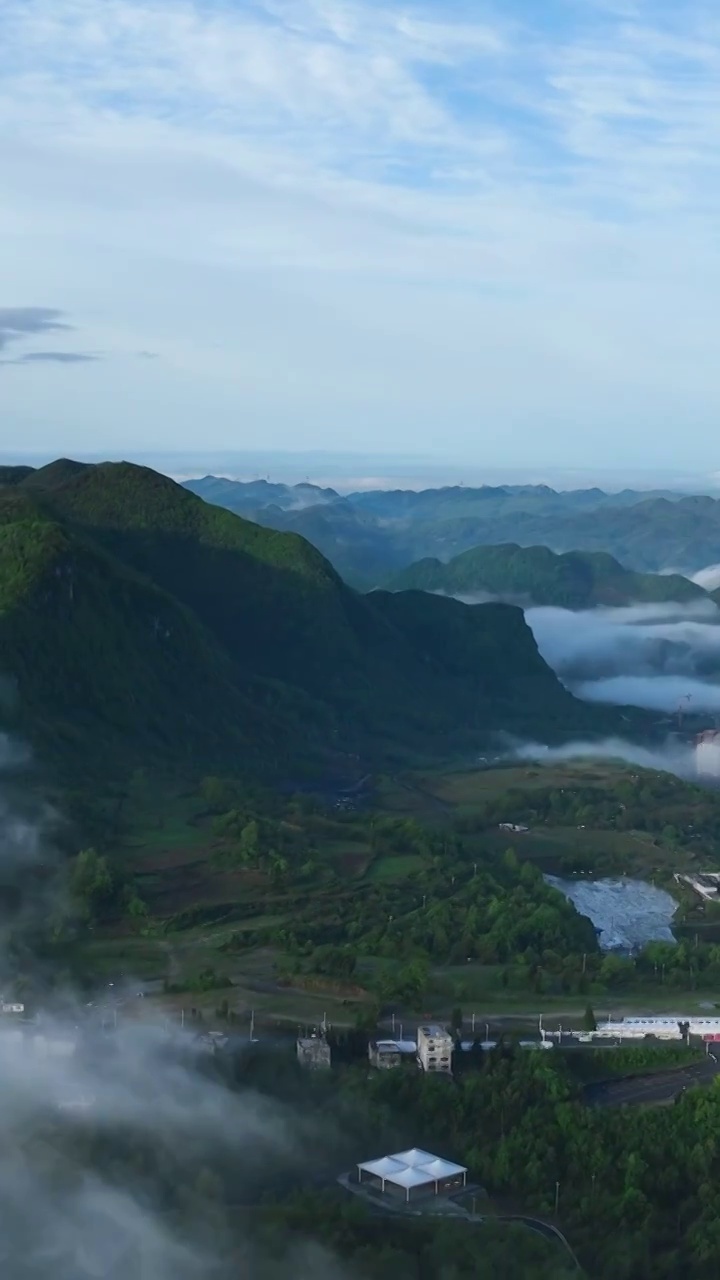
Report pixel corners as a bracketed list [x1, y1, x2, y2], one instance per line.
[0, 499, 314, 783]
[181, 476, 720, 580]
[387, 543, 705, 608]
[0, 461, 624, 788]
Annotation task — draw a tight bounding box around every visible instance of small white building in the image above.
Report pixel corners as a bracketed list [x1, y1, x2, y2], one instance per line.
[417, 1024, 453, 1074]
[357, 1147, 467, 1203]
[675, 872, 720, 901]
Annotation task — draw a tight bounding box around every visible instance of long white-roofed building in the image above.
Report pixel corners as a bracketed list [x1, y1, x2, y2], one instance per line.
[589, 1015, 720, 1040]
[356, 1147, 467, 1203]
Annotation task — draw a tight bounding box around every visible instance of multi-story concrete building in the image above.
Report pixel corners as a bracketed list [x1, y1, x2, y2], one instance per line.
[416, 1024, 453, 1074]
[296, 1033, 332, 1070]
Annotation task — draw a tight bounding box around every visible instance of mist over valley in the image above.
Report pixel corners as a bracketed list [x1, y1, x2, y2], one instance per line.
[12, 0, 720, 1268]
[526, 600, 720, 718]
[4, 461, 720, 1277]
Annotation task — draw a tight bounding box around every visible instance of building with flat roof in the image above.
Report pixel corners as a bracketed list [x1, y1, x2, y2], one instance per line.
[296, 1033, 331, 1069]
[369, 1039, 402, 1070]
[356, 1147, 467, 1203]
[416, 1024, 453, 1074]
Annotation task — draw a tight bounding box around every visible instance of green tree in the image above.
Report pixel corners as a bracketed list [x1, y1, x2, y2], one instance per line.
[450, 1006, 464, 1034]
[70, 847, 114, 921]
[199, 776, 231, 812]
[583, 1003, 597, 1032]
[239, 820, 260, 865]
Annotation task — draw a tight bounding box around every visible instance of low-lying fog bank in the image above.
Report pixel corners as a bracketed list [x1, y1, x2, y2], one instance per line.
[0, 737, 356, 1280]
[525, 599, 720, 715]
[507, 734, 699, 781]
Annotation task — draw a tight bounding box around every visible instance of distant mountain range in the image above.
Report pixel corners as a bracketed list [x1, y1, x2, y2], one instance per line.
[388, 544, 708, 610]
[182, 476, 720, 589]
[0, 460, 623, 792]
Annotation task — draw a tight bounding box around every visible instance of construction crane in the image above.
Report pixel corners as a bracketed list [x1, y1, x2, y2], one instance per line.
[677, 694, 692, 731]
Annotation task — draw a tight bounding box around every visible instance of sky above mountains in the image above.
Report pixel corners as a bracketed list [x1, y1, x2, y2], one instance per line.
[3, 0, 720, 467]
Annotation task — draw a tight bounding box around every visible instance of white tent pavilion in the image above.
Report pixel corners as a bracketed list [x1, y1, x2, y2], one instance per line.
[357, 1156, 406, 1182]
[357, 1149, 467, 1202]
[389, 1147, 436, 1167]
[416, 1157, 467, 1181]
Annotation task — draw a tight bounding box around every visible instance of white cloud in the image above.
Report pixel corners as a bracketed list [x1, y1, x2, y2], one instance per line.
[693, 564, 720, 591]
[525, 600, 720, 716]
[575, 673, 720, 713]
[3, 0, 720, 459]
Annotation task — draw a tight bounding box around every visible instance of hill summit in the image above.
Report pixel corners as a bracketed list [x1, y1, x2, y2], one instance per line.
[388, 543, 705, 609]
[0, 461, 618, 786]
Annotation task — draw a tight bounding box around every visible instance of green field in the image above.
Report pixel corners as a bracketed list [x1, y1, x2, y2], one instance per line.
[68, 756, 720, 1029]
[366, 853, 426, 882]
[377, 760, 632, 816]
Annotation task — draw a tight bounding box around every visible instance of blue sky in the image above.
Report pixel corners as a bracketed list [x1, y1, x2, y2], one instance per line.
[2, 0, 720, 479]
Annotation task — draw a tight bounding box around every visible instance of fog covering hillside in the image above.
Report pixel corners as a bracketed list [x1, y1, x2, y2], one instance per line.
[180, 476, 720, 586]
[0, 460, 620, 788]
[0, 735, 587, 1280]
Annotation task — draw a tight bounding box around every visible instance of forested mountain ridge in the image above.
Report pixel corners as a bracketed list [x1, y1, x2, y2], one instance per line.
[387, 543, 705, 608]
[0, 460, 616, 788]
[180, 475, 720, 585]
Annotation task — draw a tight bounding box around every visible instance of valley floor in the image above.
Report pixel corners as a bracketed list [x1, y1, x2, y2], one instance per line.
[68, 759, 720, 1036]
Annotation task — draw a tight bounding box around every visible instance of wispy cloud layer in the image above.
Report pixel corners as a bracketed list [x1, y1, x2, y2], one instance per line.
[0, 308, 71, 351]
[3, 0, 720, 458]
[0, 306, 99, 367]
[6, 352, 98, 365]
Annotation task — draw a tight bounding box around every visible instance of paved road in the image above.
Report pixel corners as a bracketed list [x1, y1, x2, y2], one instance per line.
[586, 1056, 720, 1107]
[496, 1216, 581, 1271]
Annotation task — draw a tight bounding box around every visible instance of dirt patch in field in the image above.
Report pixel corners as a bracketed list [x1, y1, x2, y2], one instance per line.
[334, 850, 374, 878]
[136, 859, 270, 916]
[277, 974, 370, 999]
[133, 842, 218, 873]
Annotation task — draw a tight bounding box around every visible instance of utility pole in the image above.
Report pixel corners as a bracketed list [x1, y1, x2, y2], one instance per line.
[555, 1181, 560, 1215]
[250, 1009, 255, 1041]
[471, 1013, 476, 1034]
